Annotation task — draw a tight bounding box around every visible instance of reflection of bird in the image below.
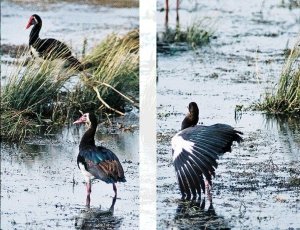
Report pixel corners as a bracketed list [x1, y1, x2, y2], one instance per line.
[172, 102, 243, 200]
[74, 113, 126, 207]
[75, 197, 123, 229]
[25, 14, 84, 70]
[175, 199, 229, 229]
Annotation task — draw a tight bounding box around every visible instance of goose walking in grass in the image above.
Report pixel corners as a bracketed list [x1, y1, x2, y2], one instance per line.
[26, 14, 84, 70]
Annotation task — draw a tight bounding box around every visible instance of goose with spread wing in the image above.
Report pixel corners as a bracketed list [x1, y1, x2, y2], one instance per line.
[171, 102, 243, 200]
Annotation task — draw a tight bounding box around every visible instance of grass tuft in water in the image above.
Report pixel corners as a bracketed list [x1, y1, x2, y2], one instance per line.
[1, 56, 74, 141]
[73, 29, 139, 113]
[256, 39, 300, 115]
[181, 20, 214, 48]
[158, 18, 215, 52]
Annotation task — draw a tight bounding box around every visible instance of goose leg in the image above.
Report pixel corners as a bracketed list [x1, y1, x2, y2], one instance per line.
[113, 183, 117, 198]
[86, 181, 92, 207]
[165, 0, 169, 25]
[205, 180, 212, 202]
[109, 196, 117, 213]
[176, 0, 179, 22]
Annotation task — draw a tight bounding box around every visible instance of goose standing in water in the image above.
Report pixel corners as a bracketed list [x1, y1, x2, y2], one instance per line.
[171, 102, 243, 200]
[74, 113, 126, 207]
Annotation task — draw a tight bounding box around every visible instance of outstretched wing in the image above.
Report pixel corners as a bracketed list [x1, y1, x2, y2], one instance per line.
[78, 146, 126, 183]
[171, 124, 243, 198]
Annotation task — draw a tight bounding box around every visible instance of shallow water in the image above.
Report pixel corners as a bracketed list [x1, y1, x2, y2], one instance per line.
[157, 0, 300, 229]
[1, 123, 139, 229]
[1, 0, 138, 49]
[0, 0, 139, 78]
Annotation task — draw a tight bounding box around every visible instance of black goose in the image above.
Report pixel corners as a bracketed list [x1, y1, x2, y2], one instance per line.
[181, 102, 199, 130]
[74, 113, 126, 207]
[26, 14, 83, 70]
[171, 102, 243, 200]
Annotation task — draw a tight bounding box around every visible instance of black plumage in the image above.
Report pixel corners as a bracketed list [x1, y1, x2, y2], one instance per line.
[26, 14, 84, 70]
[77, 146, 126, 184]
[181, 102, 199, 130]
[172, 102, 243, 200]
[74, 113, 126, 206]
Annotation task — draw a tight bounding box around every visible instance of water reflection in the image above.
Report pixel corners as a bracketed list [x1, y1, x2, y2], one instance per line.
[264, 114, 300, 159]
[75, 197, 123, 229]
[174, 199, 229, 229]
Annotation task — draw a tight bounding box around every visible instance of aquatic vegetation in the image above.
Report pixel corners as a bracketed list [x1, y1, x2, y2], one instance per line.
[257, 39, 300, 115]
[184, 19, 215, 48]
[279, 0, 300, 9]
[1, 57, 73, 141]
[76, 29, 139, 114]
[1, 30, 139, 142]
[157, 18, 215, 53]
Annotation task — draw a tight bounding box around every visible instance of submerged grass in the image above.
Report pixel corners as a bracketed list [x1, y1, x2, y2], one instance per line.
[256, 39, 300, 115]
[1, 29, 139, 142]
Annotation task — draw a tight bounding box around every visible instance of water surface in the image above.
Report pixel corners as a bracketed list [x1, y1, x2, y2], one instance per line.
[157, 1, 300, 229]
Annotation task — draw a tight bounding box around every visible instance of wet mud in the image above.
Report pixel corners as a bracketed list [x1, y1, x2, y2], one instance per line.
[157, 0, 300, 229]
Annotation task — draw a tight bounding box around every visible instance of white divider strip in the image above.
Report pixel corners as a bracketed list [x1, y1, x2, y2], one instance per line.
[139, 0, 157, 229]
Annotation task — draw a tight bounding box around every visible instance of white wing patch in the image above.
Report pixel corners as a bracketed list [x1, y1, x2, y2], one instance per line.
[171, 133, 195, 161]
[78, 162, 94, 183]
[30, 46, 40, 57]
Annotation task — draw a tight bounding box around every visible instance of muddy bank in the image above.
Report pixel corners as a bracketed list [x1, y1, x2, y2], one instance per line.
[157, 0, 300, 229]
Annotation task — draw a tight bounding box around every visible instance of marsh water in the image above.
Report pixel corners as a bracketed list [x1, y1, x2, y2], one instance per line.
[1, 125, 139, 229]
[1, 0, 300, 229]
[157, 0, 300, 229]
[1, 1, 139, 229]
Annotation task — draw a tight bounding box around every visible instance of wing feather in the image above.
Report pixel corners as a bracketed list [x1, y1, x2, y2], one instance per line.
[172, 123, 243, 197]
[78, 146, 126, 183]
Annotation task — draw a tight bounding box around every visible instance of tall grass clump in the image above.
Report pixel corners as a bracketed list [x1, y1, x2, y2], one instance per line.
[73, 29, 139, 114]
[1, 29, 139, 142]
[257, 39, 300, 115]
[1, 57, 75, 141]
